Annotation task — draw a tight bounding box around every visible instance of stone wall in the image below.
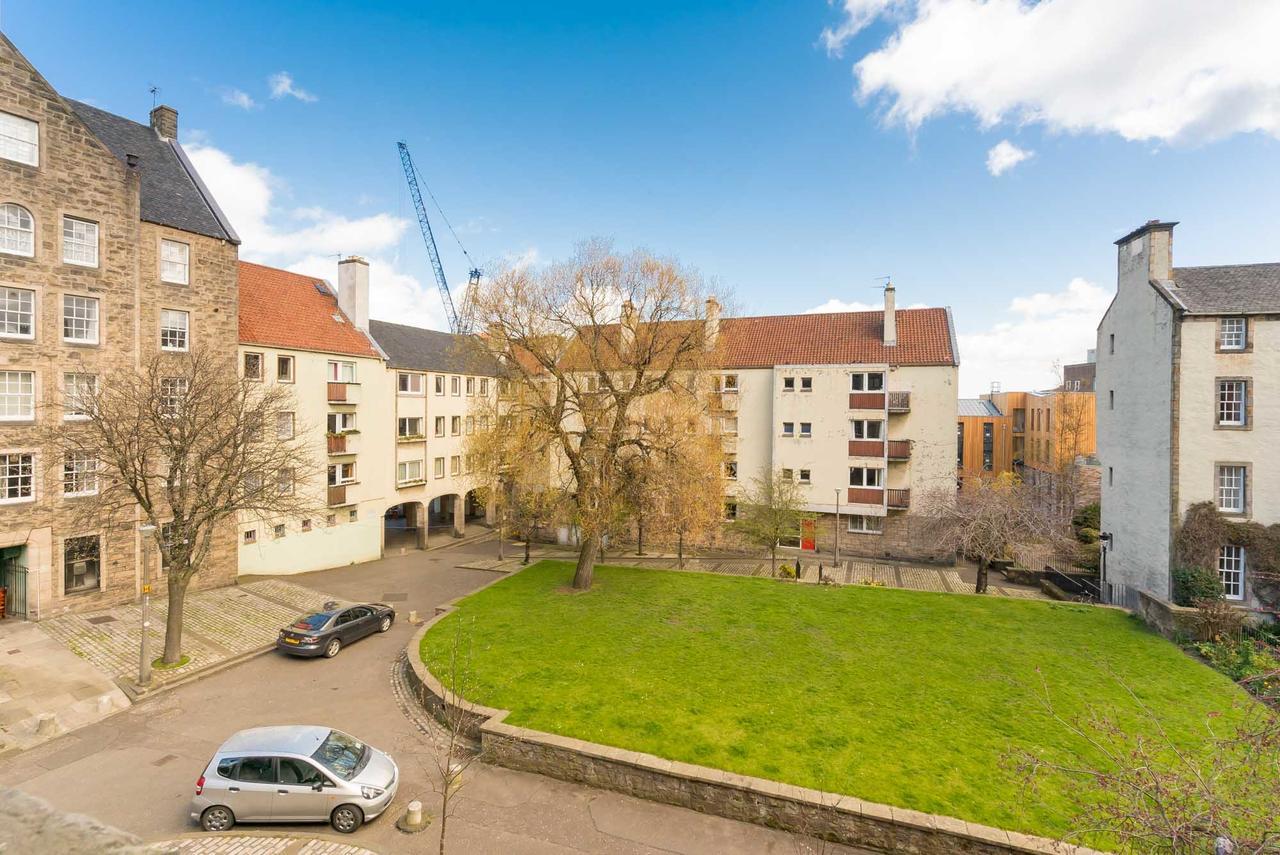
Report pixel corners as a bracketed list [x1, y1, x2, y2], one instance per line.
[0, 786, 174, 854]
[1136, 589, 1200, 641]
[406, 579, 1102, 855]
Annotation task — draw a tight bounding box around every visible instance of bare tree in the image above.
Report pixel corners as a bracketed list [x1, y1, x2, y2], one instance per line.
[468, 240, 724, 589]
[44, 347, 315, 664]
[736, 470, 815, 577]
[649, 429, 725, 567]
[1017, 676, 1280, 854]
[920, 473, 1071, 593]
[1049, 364, 1096, 515]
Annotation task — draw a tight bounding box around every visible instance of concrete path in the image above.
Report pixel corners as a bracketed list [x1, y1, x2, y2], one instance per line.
[0, 620, 129, 754]
[0, 543, 868, 854]
[158, 833, 378, 854]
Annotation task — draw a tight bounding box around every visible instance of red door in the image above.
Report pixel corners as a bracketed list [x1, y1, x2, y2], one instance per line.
[800, 519, 816, 551]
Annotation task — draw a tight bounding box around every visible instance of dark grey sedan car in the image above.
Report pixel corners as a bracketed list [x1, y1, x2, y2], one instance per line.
[276, 603, 395, 658]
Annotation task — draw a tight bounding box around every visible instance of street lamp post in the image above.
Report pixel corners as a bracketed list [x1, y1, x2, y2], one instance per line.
[833, 488, 841, 567]
[137, 523, 156, 690]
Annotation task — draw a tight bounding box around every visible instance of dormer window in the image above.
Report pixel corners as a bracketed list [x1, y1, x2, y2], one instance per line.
[1219, 317, 1247, 351]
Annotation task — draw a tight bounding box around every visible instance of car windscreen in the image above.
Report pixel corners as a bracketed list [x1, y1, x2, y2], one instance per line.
[290, 613, 332, 631]
[311, 730, 369, 780]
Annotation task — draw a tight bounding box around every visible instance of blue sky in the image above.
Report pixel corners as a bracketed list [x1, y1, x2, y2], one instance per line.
[7, 1, 1280, 393]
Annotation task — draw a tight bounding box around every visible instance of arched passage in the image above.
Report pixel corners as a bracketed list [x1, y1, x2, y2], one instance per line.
[384, 501, 427, 551]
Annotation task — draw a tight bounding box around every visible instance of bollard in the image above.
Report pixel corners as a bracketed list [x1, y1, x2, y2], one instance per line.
[408, 609, 419, 623]
[35, 713, 58, 736]
[397, 797, 430, 833]
[407, 800, 423, 825]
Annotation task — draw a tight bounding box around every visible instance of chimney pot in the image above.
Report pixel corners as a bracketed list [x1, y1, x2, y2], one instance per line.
[337, 255, 370, 332]
[150, 105, 178, 140]
[619, 300, 637, 353]
[883, 282, 897, 347]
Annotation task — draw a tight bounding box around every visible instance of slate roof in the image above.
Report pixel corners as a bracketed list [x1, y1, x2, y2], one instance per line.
[66, 100, 238, 244]
[368, 320, 499, 375]
[1163, 264, 1280, 315]
[720, 307, 957, 368]
[958, 398, 1002, 417]
[238, 262, 379, 358]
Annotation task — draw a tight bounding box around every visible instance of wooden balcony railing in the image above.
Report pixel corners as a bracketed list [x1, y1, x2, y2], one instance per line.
[327, 434, 347, 454]
[887, 391, 911, 412]
[848, 392, 886, 410]
[327, 382, 359, 404]
[887, 440, 911, 460]
[327, 484, 348, 507]
[848, 439, 885, 457]
[847, 487, 884, 505]
[887, 488, 910, 509]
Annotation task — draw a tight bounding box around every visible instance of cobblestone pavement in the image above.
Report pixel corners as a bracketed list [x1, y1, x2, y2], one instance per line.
[40, 580, 344, 689]
[157, 833, 379, 854]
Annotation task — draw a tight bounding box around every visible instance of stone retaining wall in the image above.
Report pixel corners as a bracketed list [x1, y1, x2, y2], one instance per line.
[1136, 590, 1200, 640]
[407, 575, 1103, 855]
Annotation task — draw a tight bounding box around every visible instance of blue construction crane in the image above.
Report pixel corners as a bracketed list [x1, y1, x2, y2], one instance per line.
[397, 141, 480, 334]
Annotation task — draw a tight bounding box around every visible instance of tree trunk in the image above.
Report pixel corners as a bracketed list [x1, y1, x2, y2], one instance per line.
[636, 515, 645, 556]
[163, 573, 190, 664]
[572, 530, 600, 590]
[975, 557, 989, 594]
[770, 546, 777, 578]
[677, 532, 684, 568]
[523, 537, 531, 565]
[438, 801, 448, 855]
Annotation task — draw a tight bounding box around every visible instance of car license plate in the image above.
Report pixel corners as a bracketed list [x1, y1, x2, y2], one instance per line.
[283, 637, 299, 644]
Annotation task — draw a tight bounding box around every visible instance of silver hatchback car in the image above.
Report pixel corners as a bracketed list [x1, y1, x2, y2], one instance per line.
[191, 726, 398, 834]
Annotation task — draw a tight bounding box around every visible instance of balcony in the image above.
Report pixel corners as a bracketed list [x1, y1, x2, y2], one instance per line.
[715, 391, 740, 412]
[327, 433, 357, 455]
[887, 440, 911, 460]
[887, 488, 910, 510]
[327, 484, 351, 507]
[847, 487, 884, 505]
[848, 439, 884, 457]
[848, 392, 886, 410]
[397, 434, 426, 444]
[327, 382, 359, 405]
[887, 391, 911, 413]
[721, 434, 738, 454]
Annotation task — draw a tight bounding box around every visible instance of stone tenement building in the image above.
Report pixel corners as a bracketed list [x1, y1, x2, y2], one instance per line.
[715, 285, 959, 562]
[0, 34, 240, 618]
[1097, 220, 1279, 612]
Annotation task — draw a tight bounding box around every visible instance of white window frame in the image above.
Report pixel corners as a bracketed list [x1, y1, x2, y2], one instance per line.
[850, 371, 885, 392]
[63, 534, 101, 593]
[780, 468, 793, 481]
[0, 452, 35, 503]
[327, 361, 356, 383]
[722, 416, 738, 435]
[64, 373, 97, 421]
[0, 110, 39, 166]
[1216, 465, 1246, 514]
[479, 378, 489, 396]
[718, 374, 739, 393]
[1216, 380, 1247, 426]
[800, 376, 812, 393]
[450, 455, 461, 476]
[328, 461, 356, 486]
[243, 352, 263, 381]
[724, 501, 738, 521]
[466, 377, 475, 396]
[244, 529, 257, 544]
[62, 451, 99, 497]
[1217, 545, 1245, 601]
[451, 416, 461, 436]
[435, 375, 445, 395]
[798, 469, 811, 484]
[397, 459, 424, 485]
[159, 377, 188, 416]
[0, 203, 34, 257]
[276, 468, 295, 495]
[799, 421, 812, 437]
[434, 457, 445, 479]
[451, 376, 461, 396]
[848, 467, 884, 488]
[847, 514, 883, 534]
[276, 355, 294, 383]
[434, 416, 446, 437]
[276, 411, 295, 440]
[62, 294, 99, 344]
[0, 286, 35, 340]
[273, 524, 287, 539]
[62, 216, 99, 267]
[160, 239, 190, 285]
[0, 370, 35, 421]
[398, 373, 424, 395]
[398, 416, 424, 438]
[782, 421, 795, 437]
[725, 460, 738, 480]
[327, 411, 356, 433]
[782, 377, 795, 392]
[850, 420, 884, 440]
[159, 309, 189, 352]
[1219, 317, 1247, 351]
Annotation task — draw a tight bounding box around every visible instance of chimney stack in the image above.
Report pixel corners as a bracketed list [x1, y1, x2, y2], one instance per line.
[337, 256, 370, 332]
[150, 105, 178, 140]
[1115, 220, 1176, 282]
[619, 300, 636, 353]
[704, 296, 721, 351]
[883, 282, 897, 347]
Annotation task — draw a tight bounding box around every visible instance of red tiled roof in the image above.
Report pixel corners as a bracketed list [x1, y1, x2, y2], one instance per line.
[238, 261, 380, 358]
[720, 307, 955, 368]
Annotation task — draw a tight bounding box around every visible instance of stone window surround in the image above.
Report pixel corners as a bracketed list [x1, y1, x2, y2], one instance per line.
[158, 236, 190, 285]
[158, 306, 191, 352]
[61, 531, 104, 597]
[60, 213, 99, 268]
[0, 448, 36, 504]
[60, 291, 101, 346]
[1213, 461, 1251, 518]
[1215, 316, 1252, 354]
[1213, 376, 1252, 431]
[0, 283, 39, 342]
[0, 107, 41, 168]
[0, 201, 36, 258]
[0, 369, 38, 424]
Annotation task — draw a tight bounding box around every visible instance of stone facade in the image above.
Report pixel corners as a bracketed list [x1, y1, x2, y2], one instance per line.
[0, 34, 238, 618]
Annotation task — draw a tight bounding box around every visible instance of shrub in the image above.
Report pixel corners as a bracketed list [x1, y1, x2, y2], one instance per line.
[1193, 637, 1280, 704]
[778, 564, 796, 580]
[1192, 598, 1246, 642]
[1072, 503, 1100, 533]
[1074, 541, 1101, 572]
[1172, 565, 1223, 607]
[1076, 527, 1100, 545]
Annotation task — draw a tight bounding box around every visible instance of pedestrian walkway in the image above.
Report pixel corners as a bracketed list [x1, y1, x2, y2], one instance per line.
[40, 579, 343, 693]
[0, 620, 129, 755]
[157, 833, 379, 854]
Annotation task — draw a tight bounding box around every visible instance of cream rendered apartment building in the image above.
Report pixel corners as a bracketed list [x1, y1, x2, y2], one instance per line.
[368, 319, 498, 548]
[1098, 221, 1279, 611]
[717, 286, 959, 561]
[235, 258, 393, 575]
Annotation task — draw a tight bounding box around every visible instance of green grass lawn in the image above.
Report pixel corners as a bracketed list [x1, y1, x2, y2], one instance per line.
[422, 561, 1253, 841]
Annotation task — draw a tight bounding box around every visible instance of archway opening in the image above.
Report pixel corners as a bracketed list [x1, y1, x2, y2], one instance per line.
[384, 501, 427, 551]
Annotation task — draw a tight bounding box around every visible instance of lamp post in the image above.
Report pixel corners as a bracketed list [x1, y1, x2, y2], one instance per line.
[137, 523, 156, 690]
[833, 488, 841, 566]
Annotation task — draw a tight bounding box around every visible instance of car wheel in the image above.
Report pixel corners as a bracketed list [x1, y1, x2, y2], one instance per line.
[378, 615, 393, 633]
[324, 637, 342, 658]
[331, 803, 364, 833]
[201, 805, 235, 832]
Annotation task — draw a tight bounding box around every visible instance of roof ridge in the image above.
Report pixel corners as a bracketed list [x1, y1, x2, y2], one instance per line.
[724, 306, 943, 323]
[1174, 262, 1280, 271]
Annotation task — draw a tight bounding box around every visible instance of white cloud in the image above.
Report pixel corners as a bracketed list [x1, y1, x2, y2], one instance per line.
[185, 142, 450, 330]
[220, 88, 257, 110]
[957, 277, 1110, 396]
[268, 71, 317, 103]
[827, 0, 1280, 145]
[805, 297, 927, 313]
[985, 139, 1032, 176]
